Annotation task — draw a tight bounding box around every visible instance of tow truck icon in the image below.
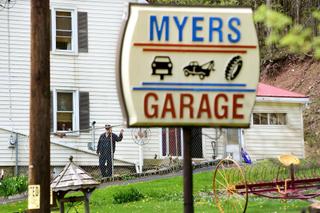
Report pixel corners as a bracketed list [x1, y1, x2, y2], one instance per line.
[183, 60, 215, 80]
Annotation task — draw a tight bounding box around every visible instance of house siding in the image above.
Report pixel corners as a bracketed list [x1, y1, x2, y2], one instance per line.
[0, 0, 142, 167]
[202, 128, 225, 160]
[244, 102, 305, 160]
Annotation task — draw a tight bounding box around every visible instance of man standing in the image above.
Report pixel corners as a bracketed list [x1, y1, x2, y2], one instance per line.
[96, 124, 124, 177]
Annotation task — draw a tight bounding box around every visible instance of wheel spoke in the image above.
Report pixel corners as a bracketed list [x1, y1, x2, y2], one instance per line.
[220, 163, 230, 185]
[235, 195, 246, 211]
[215, 178, 228, 189]
[218, 168, 229, 187]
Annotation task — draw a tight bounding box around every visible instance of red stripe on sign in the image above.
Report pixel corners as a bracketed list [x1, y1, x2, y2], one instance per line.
[134, 42, 257, 49]
[143, 48, 247, 54]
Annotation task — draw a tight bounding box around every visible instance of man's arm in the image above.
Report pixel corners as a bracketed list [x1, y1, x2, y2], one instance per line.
[114, 129, 124, 142]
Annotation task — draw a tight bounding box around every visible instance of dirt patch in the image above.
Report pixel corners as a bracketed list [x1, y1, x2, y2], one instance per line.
[260, 55, 320, 158]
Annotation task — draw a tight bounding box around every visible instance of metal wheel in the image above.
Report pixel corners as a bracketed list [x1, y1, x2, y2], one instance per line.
[213, 158, 248, 213]
[199, 74, 205, 80]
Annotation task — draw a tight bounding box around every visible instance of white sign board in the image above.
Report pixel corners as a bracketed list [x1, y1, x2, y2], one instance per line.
[118, 4, 260, 127]
[28, 185, 40, 209]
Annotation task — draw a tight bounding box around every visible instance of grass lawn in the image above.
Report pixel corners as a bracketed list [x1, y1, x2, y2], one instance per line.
[0, 170, 312, 213]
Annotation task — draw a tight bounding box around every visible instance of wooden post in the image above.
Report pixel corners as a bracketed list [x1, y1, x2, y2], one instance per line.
[29, 0, 50, 212]
[84, 192, 90, 213]
[59, 200, 64, 213]
[183, 127, 193, 213]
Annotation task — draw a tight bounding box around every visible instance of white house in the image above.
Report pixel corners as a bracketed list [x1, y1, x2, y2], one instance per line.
[0, 0, 308, 175]
[0, 0, 146, 173]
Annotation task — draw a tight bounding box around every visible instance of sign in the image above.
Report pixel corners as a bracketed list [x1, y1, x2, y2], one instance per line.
[50, 188, 53, 205]
[28, 185, 40, 209]
[118, 4, 260, 127]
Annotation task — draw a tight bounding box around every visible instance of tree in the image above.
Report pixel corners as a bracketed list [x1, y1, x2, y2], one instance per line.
[254, 4, 320, 59]
[150, 0, 320, 59]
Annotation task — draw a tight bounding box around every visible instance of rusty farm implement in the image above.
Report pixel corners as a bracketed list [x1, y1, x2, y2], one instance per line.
[213, 155, 320, 213]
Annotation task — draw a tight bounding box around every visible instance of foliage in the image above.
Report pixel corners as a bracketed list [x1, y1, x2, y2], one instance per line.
[121, 173, 135, 181]
[148, 0, 239, 6]
[254, 5, 292, 30]
[254, 4, 320, 59]
[0, 176, 28, 197]
[145, 190, 182, 201]
[112, 187, 144, 204]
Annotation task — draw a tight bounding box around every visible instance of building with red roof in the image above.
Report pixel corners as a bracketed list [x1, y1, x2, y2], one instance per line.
[224, 83, 309, 161]
[257, 83, 308, 99]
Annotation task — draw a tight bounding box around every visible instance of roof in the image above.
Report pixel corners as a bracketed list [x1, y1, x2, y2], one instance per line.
[257, 83, 308, 98]
[51, 156, 100, 192]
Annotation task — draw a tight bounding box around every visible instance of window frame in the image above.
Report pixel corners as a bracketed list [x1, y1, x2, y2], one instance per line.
[252, 113, 268, 125]
[52, 89, 79, 133]
[252, 112, 287, 126]
[269, 113, 287, 125]
[51, 6, 78, 54]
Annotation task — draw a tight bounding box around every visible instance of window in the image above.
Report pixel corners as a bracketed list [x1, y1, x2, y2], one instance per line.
[50, 90, 90, 134]
[253, 113, 268, 125]
[270, 113, 287, 125]
[51, 8, 77, 52]
[50, 7, 88, 53]
[53, 90, 78, 132]
[56, 11, 73, 50]
[253, 113, 287, 125]
[57, 92, 74, 131]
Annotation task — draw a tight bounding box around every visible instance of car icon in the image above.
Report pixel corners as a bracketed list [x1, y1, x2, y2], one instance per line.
[151, 56, 173, 80]
[183, 60, 215, 80]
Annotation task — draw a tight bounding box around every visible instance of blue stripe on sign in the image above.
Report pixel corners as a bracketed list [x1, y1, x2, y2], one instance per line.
[142, 82, 247, 87]
[132, 87, 256, 93]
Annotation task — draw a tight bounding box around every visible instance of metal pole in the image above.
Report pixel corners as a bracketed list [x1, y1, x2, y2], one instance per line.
[111, 132, 114, 177]
[15, 133, 18, 176]
[138, 144, 143, 173]
[92, 122, 96, 150]
[183, 127, 193, 213]
[29, 0, 50, 212]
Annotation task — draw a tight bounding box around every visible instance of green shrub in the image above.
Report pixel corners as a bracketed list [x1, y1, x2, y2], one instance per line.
[112, 187, 144, 204]
[0, 176, 28, 197]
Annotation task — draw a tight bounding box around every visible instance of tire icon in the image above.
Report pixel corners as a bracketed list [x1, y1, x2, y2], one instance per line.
[225, 56, 243, 81]
[184, 69, 190, 76]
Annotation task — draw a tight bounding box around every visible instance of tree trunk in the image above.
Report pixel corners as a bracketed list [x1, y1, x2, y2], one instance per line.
[295, 0, 300, 24]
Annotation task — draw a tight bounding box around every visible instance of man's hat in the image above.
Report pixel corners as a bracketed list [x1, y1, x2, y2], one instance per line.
[105, 124, 112, 129]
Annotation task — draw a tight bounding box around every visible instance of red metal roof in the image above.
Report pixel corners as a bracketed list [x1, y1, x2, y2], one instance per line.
[257, 83, 308, 98]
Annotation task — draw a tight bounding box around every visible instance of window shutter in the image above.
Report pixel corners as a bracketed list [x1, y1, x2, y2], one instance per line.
[79, 92, 90, 132]
[78, 12, 88, 53]
[50, 91, 53, 132]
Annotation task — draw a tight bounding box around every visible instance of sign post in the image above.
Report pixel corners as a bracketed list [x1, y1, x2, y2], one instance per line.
[183, 128, 193, 213]
[118, 4, 260, 212]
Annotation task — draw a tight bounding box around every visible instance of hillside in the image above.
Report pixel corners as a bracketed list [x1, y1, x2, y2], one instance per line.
[260, 55, 320, 157]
